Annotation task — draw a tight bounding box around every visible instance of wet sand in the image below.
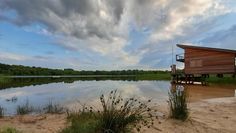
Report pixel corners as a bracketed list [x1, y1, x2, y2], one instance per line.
[186, 84, 235, 102]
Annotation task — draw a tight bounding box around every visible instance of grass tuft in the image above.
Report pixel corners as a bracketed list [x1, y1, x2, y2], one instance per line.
[0, 106, 4, 118]
[168, 85, 188, 121]
[16, 100, 34, 115]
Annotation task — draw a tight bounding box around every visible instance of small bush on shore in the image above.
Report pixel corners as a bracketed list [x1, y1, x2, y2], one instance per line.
[16, 100, 34, 115]
[0, 106, 4, 118]
[61, 90, 157, 133]
[168, 85, 188, 121]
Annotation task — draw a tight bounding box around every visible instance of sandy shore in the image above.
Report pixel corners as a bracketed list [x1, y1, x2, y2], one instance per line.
[145, 97, 236, 133]
[0, 97, 236, 133]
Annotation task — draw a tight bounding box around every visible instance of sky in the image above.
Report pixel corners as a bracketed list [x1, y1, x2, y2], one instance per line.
[0, 0, 236, 70]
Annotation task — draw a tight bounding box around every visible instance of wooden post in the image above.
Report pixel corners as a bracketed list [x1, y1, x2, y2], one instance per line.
[171, 64, 176, 75]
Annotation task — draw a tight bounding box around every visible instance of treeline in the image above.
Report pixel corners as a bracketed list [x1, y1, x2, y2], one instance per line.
[0, 63, 169, 76]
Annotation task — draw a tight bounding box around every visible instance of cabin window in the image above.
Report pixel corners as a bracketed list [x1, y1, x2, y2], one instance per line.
[190, 59, 202, 67]
[235, 57, 236, 66]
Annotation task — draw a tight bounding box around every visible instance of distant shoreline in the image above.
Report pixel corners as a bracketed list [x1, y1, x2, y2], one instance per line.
[4, 75, 137, 78]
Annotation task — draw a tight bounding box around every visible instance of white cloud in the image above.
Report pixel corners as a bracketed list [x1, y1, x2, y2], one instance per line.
[0, 0, 235, 69]
[0, 51, 29, 61]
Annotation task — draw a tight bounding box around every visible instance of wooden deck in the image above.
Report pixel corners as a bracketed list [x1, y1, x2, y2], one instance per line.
[171, 73, 207, 85]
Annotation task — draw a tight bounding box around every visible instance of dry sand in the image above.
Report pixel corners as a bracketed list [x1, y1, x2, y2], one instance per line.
[144, 97, 236, 133]
[0, 97, 235, 133]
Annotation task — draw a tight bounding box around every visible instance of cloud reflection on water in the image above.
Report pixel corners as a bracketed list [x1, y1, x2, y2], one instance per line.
[0, 80, 170, 115]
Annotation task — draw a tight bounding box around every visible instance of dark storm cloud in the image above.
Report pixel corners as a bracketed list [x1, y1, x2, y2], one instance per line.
[1, 0, 126, 40]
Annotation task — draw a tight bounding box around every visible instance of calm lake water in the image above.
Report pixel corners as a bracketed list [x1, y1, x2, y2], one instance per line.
[0, 77, 235, 115]
[0, 77, 170, 115]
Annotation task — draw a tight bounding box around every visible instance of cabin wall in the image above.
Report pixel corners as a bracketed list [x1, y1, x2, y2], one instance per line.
[184, 48, 236, 74]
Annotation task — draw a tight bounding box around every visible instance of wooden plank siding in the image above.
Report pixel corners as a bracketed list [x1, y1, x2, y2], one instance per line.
[184, 48, 236, 74]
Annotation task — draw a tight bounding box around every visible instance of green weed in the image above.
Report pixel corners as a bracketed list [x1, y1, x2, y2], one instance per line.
[168, 85, 188, 121]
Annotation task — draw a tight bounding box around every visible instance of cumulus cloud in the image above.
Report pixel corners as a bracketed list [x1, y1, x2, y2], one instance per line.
[0, 50, 78, 69]
[134, 0, 233, 68]
[0, 0, 235, 69]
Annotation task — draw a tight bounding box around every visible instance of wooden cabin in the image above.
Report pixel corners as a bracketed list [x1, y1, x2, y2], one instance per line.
[176, 44, 236, 76]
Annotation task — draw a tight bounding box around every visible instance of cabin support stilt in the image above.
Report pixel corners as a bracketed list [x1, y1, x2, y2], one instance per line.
[171, 74, 207, 85]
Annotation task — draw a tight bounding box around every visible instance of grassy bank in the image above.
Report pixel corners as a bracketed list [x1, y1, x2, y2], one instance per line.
[0, 76, 11, 84]
[136, 73, 171, 80]
[206, 75, 236, 85]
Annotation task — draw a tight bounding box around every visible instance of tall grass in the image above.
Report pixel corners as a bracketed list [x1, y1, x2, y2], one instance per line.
[16, 100, 34, 115]
[61, 90, 158, 133]
[15, 100, 64, 115]
[0, 106, 4, 118]
[168, 85, 188, 121]
[43, 100, 64, 114]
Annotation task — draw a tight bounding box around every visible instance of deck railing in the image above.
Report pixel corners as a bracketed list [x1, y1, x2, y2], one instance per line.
[176, 54, 185, 62]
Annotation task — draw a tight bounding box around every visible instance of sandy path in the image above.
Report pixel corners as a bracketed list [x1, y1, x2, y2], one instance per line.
[0, 97, 236, 133]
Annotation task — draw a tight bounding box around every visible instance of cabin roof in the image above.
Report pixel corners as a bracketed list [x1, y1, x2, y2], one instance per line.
[177, 44, 236, 54]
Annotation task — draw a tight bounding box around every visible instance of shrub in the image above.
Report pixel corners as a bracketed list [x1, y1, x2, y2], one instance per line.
[61, 90, 158, 133]
[168, 85, 188, 121]
[43, 100, 64, 114]
[98, 90, 156, 132]
[0, 106, 4, 118]
[16, 100, 34, 115]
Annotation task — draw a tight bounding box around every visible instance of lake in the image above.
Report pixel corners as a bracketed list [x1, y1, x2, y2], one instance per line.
[0, 77, 235, 115]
